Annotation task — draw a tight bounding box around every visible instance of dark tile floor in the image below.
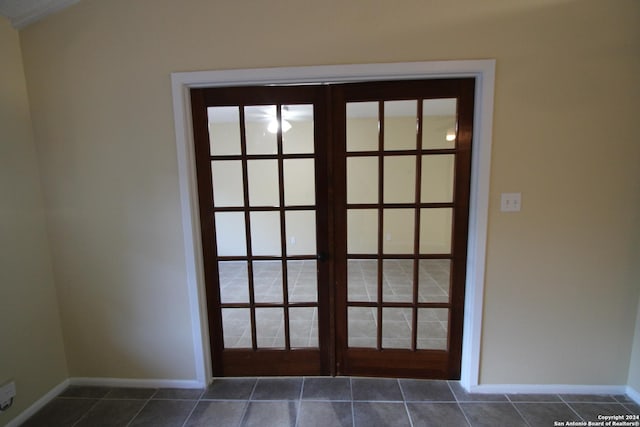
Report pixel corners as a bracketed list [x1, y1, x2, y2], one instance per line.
[20, 377, 640, 427]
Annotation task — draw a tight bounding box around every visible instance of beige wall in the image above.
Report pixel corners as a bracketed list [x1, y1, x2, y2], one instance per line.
[0, 16, 68, 424]
[17, 0, 640, 385]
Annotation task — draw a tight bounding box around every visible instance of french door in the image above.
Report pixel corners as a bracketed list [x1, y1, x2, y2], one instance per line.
[191, 78, 474, 379]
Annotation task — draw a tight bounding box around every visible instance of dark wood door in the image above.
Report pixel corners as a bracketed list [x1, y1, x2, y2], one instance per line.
[332, 79, 474, 379]
[191, 85, 332, 376]
[191, 78, 474, 379]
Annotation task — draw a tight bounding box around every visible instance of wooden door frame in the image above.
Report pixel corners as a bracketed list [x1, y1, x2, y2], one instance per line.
[170, 60, 496, 390]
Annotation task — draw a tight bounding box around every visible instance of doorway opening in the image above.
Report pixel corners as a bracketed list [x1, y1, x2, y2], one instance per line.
[190, 78, 475, 379]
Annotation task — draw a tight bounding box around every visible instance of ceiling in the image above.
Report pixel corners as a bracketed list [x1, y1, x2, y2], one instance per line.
[0, 0, 79, 29]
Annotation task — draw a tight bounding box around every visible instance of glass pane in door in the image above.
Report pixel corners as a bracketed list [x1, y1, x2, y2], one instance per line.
[419, 208, 452, 254]
[256, 308, 285, 348]
[383, 156, 416, 203]
[422, 99, 457, 150]
[282, 104, 314, 154]
[382, 308, 412, 349]
[245, 105, 277, 155]
[347, 157, 378, 204]
[211, 161, 244, 207]
[284, 159, 315, 206]
[289, 307, 318, 348]
[418, 260, 451, 303]
[421, 155, 454, 203]
[250, 212, 282, 256]
[417, 308, 448, 350]
[248, 160, 279, 207]
[214, 213, 247, 256]
[218, 261, 249, 303]
[222, 308, 250, 348]
[287, 260, 317, 303]
[208, 106, 241, 156]
[348, 307, 377, 348]
[346, 102, 378, 152]
[253, 261, 283, 303]
[384, 100, 417, 150]
[285, 211, 317, 256]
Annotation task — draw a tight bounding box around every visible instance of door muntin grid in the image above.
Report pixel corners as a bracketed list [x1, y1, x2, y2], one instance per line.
[208, 103, 319, 350]
[345, 98, 457, 352]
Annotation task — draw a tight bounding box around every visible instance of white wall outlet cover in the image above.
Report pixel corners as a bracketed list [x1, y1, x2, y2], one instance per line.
[500, 192, 522, 212]
[0, 380, 16, 408]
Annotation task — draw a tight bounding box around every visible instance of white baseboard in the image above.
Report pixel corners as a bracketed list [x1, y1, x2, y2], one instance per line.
[69, 377, 205, 389]
[471, 383, 630, 397]
[5, 379, 70, 427]
[626, 385, 640, 404]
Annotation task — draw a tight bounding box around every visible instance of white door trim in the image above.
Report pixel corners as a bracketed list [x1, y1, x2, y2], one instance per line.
[170, 60, 495, 388]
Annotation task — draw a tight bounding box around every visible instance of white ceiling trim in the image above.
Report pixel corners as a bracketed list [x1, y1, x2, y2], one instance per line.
[0, 0, 79, 29]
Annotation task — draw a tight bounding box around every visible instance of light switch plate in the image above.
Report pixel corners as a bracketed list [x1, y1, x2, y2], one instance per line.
[501, 193, 521, 212]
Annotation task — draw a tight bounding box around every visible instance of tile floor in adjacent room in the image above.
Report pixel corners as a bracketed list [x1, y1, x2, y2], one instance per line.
[20, 377, 640, 427]
[219, 259, 451, 350]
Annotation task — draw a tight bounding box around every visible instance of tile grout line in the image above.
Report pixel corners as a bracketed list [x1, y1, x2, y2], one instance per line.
[506, 395, 534, 427]
[350, 377, 356, 427]
[397, 379, 415, 427]
[179, 399, 199, 427]
[69, 395, 103, 427]
[293, 377, 305, 427]
[124, 393, 155, 427]
[447, 381, 473, 427]
[558, 395, 586, 422]
[237, 378, 259, 426]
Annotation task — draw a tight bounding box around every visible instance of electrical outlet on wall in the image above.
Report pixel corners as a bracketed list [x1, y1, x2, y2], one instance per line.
[500, 192, 522, 212]
[0, 380, 16, 411]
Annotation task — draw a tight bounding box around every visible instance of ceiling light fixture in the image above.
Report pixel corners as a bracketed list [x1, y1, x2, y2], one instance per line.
[445, 129, 456, 141]
[267, 119, 292, 134]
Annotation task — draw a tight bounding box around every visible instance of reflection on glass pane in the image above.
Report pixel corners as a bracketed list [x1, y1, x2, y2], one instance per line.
[288, 260, 317, 303]
[215, 212, 247, 256]
[219, 261, 249, 303]
[421, 155, 454, 203]
[250, 211, 281, 256]
[248, 160, 279, 207]
[383, 209, 415, 254]
[222, 308, 250, 348]
[256, 308, 284, 348]
[347, 157, 378, 204]
[284, 159, 315, 206]
[347, 209, 378, 254]
[384, 156, 416, 203]
[283, 105, 314, 154]
[285, 211, 316, 256]
[208, 106, 241, 156]
[384, 100, 417, 151]
[418, 259, 451, 303]
[211, 161, 243, 207]
[252, 261, 282, 303]
[417, 308, 448, 350]
[289, 307, 318, 348]
[382, 308, 412, 349]
[382, 259, 413, 303]
[422, 99, 457, 150]
[348, 307, 377, 348]
[245, 105, 277, 155]
[347, 102, 378, 152]
[419, 208, 452, 254]
[348, 259, 378, 302]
